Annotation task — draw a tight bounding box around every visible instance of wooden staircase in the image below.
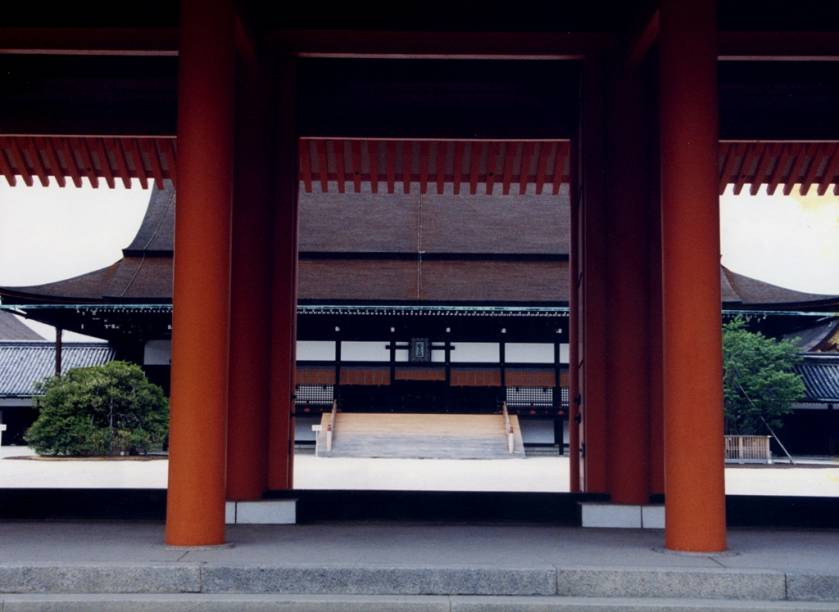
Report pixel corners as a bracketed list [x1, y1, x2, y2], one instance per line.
[315, 412, 526, 459]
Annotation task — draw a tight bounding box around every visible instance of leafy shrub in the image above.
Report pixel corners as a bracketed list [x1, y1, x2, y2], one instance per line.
[723, 318, 805, 435]
[26, 361, 168, 456]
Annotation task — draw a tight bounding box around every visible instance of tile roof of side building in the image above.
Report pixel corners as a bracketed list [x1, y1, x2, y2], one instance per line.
[1, 184, 837, 308]
[0, 343, 116, 397]
[0, 311, 44, 341]
[794, 354, 839, 402]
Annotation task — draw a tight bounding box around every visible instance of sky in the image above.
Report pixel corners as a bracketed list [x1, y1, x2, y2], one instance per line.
[1, 180, 838, 340]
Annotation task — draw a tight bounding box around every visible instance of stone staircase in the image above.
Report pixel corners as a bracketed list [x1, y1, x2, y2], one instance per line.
[316, 413, 526, 459]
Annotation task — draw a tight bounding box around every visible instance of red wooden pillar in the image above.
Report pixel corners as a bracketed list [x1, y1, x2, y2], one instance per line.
[660, 0, 727, 552]
[166, 0, 234, 546]
[604, 60, 652, 505]
[568, 147, 581, 493]
[577, 58, 609, 493]
[226, 55, 273, 501]
[267, 59, 299, 490]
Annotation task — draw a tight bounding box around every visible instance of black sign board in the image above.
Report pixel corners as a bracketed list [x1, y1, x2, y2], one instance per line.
[410, 338, 431, 363]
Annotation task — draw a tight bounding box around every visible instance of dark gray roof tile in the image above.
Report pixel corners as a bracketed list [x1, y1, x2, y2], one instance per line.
[0, 342, 115, 397]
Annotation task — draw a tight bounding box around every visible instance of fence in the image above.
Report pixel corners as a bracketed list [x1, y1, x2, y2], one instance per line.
[724, 435, 772, 464]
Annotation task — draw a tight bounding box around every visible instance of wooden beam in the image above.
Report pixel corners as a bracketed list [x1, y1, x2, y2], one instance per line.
[333, 139, 346, 193]
[367, 140, 379, 193]
[299, 140, 313, 193]
[386, 141, 396, 194]
[60, 138, 83, 187]
[161, 138, 177, 186]
[0, 27, 179, 56]
[749, 142, 776, 195]
[24, 137, 49, 187]
[485, 142, 499, 195]
[452, 142, 464, 195]
[38, 137, 64, 187]
[7, 137, 33, 186]
[783, 144, 808, 195]
[401, 141, 411, 194]
[518, 142, 533, 195]
[468, 141, 480, 195]
[107, 138, 132, 188]
[766, 143, 790, 195]
[0, 140, 17, 187]
[502, 142, 515, 195]
[419, 141, 429, 195]
[435, 141, 446, 195]
[315, 139, 328, 192]
[817, 144, 839, 196]
[350, 139, 362, 193]
[94, 138, 117, 189]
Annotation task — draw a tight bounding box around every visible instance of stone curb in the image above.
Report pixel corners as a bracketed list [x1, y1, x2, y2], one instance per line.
[0, 564, 837, 602]
[786, 573, 839, 602]
[3, 594, 839, 612]
[200, 565, 556, 595]
[555, 567, 786, 601]
[0, 564, 201, 594]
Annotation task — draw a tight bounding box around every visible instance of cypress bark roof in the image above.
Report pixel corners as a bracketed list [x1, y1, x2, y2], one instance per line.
[1, 185, 836, 308]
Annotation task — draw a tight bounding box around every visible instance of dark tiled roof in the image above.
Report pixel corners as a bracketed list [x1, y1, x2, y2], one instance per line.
[784, 319, 839, 352]
[722, 267, 838, 308]
[299, 259, 569, 303]
[123, 186, 175, 255]
[299, 186, 570, 255]
[795, 355, 839, 402]
[0, 311, 43, 341]
[0, 342, 115, 397]
[1, 187, 836, 309]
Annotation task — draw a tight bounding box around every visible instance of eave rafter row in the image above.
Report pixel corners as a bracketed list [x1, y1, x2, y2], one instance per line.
[2, 137, 838, 196]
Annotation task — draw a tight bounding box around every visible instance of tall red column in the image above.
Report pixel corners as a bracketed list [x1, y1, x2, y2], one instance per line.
[577, 58, 609, 493]
[660, 0, 727, 552]
[604, 62, 652, 505]
[568, 148, 581, 494]
[226, 57, 273, 501]
[267, 59, 299, 490]
[166, 0, 234, 545]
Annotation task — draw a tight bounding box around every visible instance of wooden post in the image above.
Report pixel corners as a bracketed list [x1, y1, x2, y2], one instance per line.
[54, 327, 63, 377]
[226, 50, 273, 501]
[660, 0, 727, 552]
[165, 0, 234, 546]
[267, 58, 299, 490]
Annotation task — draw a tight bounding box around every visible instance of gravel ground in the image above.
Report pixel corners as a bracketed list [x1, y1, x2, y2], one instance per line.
[1, 446, 838, 495]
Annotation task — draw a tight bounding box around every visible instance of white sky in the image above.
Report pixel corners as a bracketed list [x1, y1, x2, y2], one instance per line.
[1, 180, 838, 339]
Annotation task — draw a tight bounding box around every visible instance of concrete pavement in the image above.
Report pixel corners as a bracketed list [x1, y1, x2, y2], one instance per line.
[0, 522, 838, 608]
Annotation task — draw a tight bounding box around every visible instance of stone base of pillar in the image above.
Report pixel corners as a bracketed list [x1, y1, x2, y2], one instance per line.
[225, 500, 297, 525]
[580, 503, 664, 529]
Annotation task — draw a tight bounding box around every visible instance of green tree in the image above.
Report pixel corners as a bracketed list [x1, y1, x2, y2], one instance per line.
[722, 318, 805, 435]
[26, 361, 168, 456]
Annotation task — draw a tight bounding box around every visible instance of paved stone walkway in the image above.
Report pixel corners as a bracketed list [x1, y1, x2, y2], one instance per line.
[1, 522, 838, 609]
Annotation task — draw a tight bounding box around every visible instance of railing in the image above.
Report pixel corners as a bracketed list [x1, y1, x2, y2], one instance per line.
[326, 399, 338, 452]
[724, 435, 772, 464]
[501, 401, 515, 454]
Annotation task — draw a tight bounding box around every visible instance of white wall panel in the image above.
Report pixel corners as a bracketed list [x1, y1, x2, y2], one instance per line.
[559, 343, 570, 364]
[297, 341, 336, 361]
[341, 341, 390, 362]
[504, 342, 554, 364]
[450, 342, 499, 363]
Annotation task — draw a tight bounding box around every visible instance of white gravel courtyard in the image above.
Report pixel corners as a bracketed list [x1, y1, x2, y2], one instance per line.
[2, 446, 838, 496]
